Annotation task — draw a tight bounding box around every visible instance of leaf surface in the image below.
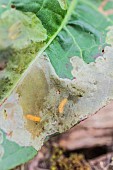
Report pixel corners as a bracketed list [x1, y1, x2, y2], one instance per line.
[57, 0, 67, 10]
[0, 131, 37, 170]
[0, 0, 113, 169]
[0, 0, 66, 104]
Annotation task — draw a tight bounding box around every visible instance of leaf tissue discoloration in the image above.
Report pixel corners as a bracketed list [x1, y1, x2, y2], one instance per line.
[0, 54, 82, 150]
[1, 35, 113, 150]
[1, 1, 113, 161]
[0, 9, 47, 104]
[57, 0, 67, 10]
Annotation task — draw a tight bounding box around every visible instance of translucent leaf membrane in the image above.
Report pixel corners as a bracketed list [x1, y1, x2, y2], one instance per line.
[1, 40, 113, 151]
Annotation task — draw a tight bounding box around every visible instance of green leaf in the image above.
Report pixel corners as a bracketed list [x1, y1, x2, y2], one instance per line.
[0, 0, 10, 15]
[0, 131, 37, 170]
[46, 0, 113, 78]
[11, 0, 67, 36]
[1, 0, 113, 169]
[0, 0, 66, 104]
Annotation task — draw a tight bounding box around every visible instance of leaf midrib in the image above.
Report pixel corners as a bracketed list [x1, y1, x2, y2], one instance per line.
[14, 0, 78, 86]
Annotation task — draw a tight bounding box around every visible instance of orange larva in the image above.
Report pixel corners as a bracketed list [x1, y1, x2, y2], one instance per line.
[26, 114, 41, 122]
[58, 98, 68, 113]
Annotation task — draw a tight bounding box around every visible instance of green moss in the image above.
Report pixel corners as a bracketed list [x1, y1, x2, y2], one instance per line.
[50, 147, 91, 170]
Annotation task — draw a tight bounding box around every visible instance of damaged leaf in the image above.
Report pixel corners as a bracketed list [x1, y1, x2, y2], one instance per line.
[57, 0, 67, 10]
[0, 9, 47, 103]
[1, 0, 113, 169]
[0, 0, 66, 104]
[1, 40, 113, 151]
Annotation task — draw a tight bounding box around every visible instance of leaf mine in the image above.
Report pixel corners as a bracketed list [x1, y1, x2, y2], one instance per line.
[1, 36, 113, 150]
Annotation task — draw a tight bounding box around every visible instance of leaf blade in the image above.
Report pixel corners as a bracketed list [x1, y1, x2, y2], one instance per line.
[0, 131, 37, 170]
[1, 0, 113, 169]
